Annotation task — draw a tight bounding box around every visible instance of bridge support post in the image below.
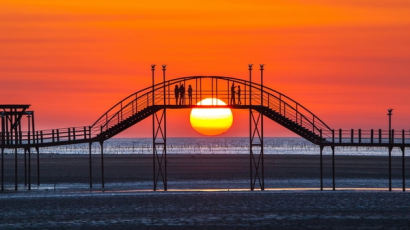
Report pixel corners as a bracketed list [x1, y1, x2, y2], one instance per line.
[331, 129, 335, 191]
[388, 146, 392, 191]
[320, 145, 324, 191]
[100, 141, 104, 191]
[36, 146, 39, 187]
[331, 146, 335, 191]
[248, 64, 265, 191]
[1, 148, 3, 191]
[402, 130, 406, 192]
[24, 148, 27, 186]
[152, 64, 167, 191]
[14, 147, 17, 191]
[249, 109, 264, 191]
[28, 147, 31, 190]
[89, 142, 93, 190]
[401, 146, 405, 192]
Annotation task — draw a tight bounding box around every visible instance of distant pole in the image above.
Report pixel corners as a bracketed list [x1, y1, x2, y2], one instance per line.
[388, 108, 393, 191]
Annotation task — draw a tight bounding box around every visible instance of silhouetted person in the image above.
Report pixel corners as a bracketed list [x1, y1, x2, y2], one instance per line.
[237, 85, 241, 105]
[180, 83, 185, 105]
[188, 85, 193, 105]
[230, 83, 236, 105]
[174, 84, 179, 105]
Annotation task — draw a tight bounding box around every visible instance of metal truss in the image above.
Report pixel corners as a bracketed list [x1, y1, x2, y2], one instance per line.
[249, 64, 265, 191]
[152, 65, 167, 191]
[249, 109, 264, 191]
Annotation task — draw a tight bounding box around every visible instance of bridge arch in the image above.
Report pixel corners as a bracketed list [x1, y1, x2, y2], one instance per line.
[91, 75, 332, 144]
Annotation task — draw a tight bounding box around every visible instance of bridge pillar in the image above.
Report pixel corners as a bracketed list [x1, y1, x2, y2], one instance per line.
[332, 129, 336, 191]
[248, 64, 265, 191]
[402, 129, 406, 192]
[27, 147, 31, 190]
[1, 148, 3, 191]
[388, 146, 392, 191]
[249, 109, 264, 191]
[89, 142, 93, 190]
[24, 148, 27, 186]
[36, 146, 40, 187]
[319, 145, 324, 191]
[100, 141, 104, 190]
[14, 147, 17, 191]
[152, 64, 167, 191]
[401, 146, 405, 192]
[331, 146, 335, 191]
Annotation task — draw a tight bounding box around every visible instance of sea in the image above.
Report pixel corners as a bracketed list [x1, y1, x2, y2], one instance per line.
[33, 137, 402, 156]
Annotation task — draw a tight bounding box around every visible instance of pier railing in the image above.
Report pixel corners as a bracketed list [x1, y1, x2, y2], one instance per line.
[321, 129, 410, 146]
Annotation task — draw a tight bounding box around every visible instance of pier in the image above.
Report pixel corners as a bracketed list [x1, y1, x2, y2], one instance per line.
[1, 65, 409, 191]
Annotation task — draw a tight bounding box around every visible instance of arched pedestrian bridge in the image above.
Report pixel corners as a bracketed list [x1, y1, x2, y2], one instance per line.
[1, 70, 409, 192]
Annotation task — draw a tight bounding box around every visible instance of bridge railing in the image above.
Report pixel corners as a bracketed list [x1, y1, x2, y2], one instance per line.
[262, 92, 329, 138]
[0, 126, 91, 146]
[90, 76, 333, 140]
[0, 76, 333, 144]
[2, 77, 408, 147]
[321, 129, 410, 145]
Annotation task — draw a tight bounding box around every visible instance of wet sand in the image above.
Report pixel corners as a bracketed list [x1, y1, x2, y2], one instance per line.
[1, 154, 410, 229]
[1, 154, 409, 185]
[1, 190, 410, 229]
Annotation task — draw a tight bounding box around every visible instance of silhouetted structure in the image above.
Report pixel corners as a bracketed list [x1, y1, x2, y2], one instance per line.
[1, 66, 409, 192]
[188, 85, 193, 105]
[0, 105, 39, 191]
[174, 85, 179, 105]
[179, 83, 185, 105]
[230, 83, 236, 105]
[237, 85, 241, 105]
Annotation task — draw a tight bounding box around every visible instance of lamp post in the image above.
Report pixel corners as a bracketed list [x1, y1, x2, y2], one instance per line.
[388, 109, 393, 143]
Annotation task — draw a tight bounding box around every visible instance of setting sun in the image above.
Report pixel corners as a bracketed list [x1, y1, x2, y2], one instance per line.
[190, 98, 233, 136]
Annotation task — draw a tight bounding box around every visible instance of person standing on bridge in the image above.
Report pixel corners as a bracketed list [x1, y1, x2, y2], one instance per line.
[188, 84, 193, 105]
[237, 85, 241, 105]
[174, 84, 179, 105]
[230, 83, 236, 105]
[180, 83, 185, 105]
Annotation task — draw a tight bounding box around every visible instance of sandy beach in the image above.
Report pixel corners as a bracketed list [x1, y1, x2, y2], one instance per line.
[1, 189, 410, 229]
[1, 154, 409, 187]
[1, 154, 410, 229]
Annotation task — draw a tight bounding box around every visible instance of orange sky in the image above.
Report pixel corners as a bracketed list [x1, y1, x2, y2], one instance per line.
[1, 0, 410, 137]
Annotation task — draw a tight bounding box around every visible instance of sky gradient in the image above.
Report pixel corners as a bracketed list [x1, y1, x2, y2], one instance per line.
[1, 0, 410, 137]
